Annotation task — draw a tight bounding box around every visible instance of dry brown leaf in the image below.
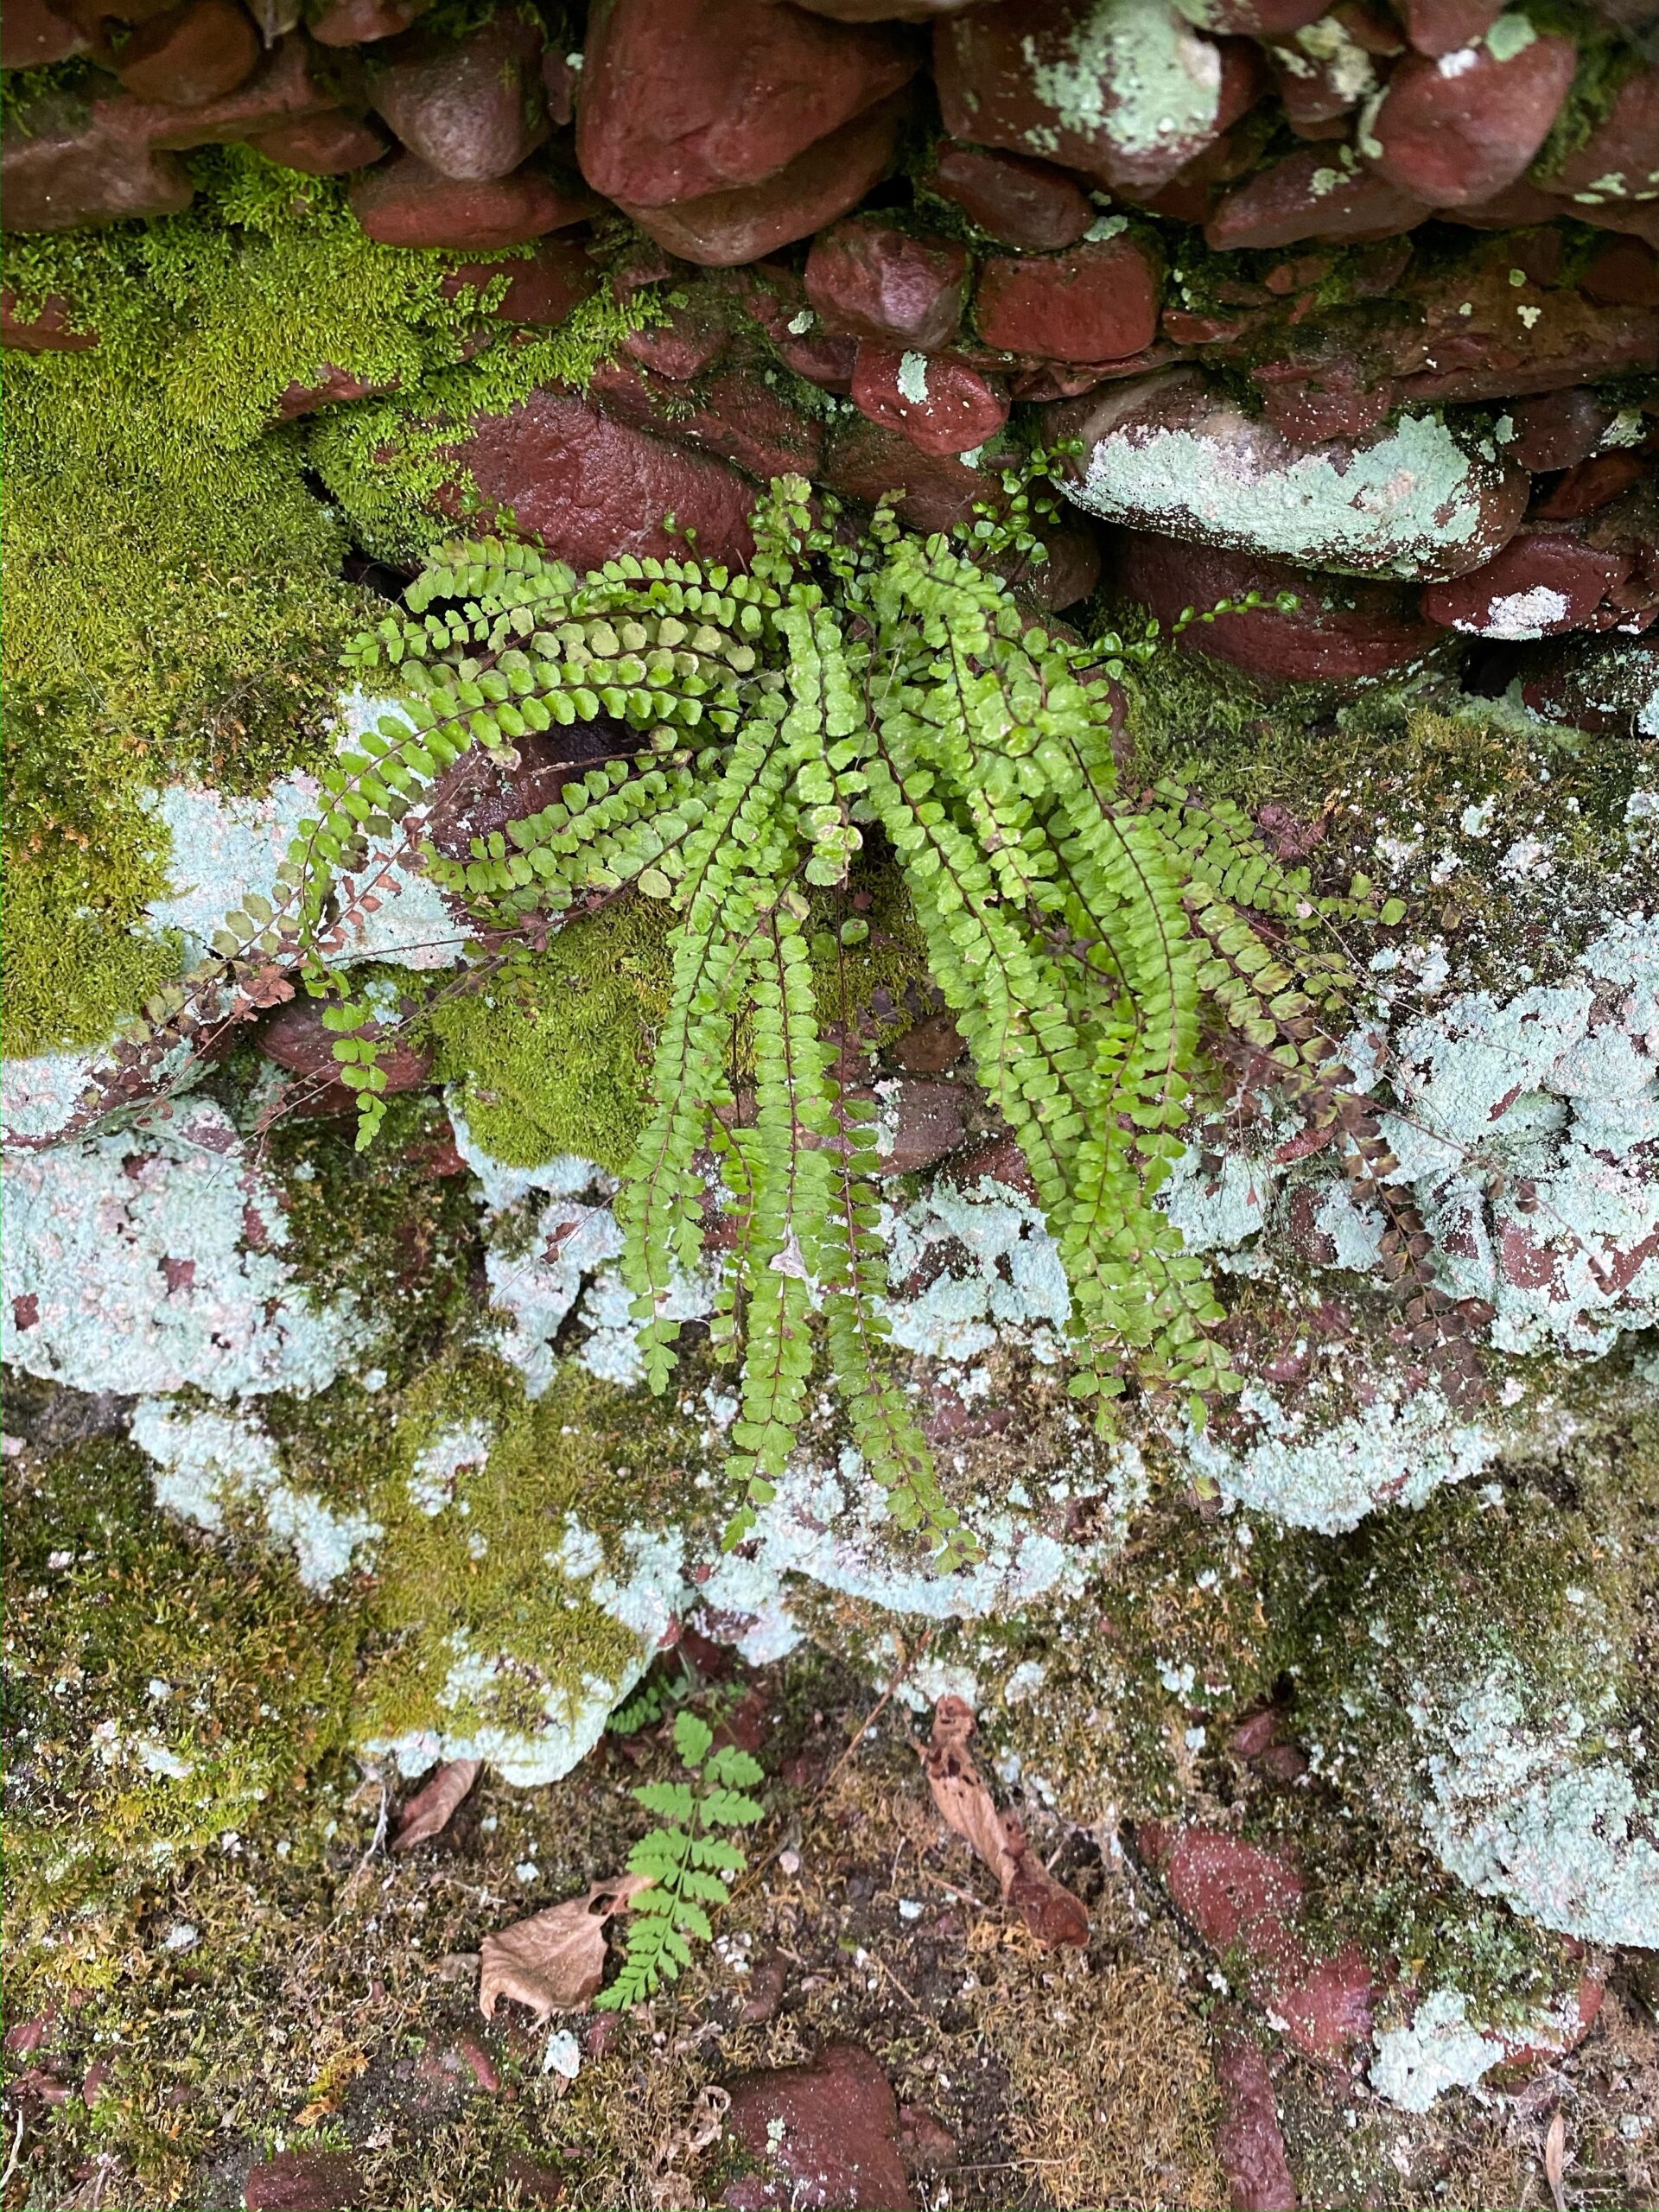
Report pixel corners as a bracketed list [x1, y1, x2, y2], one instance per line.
[478, 1876, 651, 2023]
[922, 1696, 1089, 1949]
[1544, 2110, 1567, 2212]
[391, 1758, 481, 1853]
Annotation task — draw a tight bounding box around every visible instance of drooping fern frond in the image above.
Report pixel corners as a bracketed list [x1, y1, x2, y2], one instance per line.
[89, 472, 1394, 1556]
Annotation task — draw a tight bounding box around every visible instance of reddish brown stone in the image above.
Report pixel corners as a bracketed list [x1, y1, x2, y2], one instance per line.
[1207, 144, 1431, 249]
[257, 997, 432, 1091]
[1139, 1826, 1375, 2062]
[1421, 531, 1632, 635]
[1503, 386, 1614, 473]
[1264, 30, 1380, 137]
[722, 2043, 916, 2211]
[850, 343, 1008, 458]
[1535, 61, 1659, 210]
[426, 719, 629, 863]
[1251, 351, 1397, 443]
[804, 219, 969, 350]
[927, 138, 1094, 249]
[250, 110, 388, 171]
[245, 2152, 368, 2211]
[276, 362, 400, 416]
[1400, 0, 1503, 49]
[2, 92, 194, 229]
[944, 1131, 1040, 1199]
[1582, 234, 1659, 308]
[998, 518, 1102, 611]
[616, 91, 907, 267]
[1520, 633, 1659, 735]
[122, 36, 345, 149]
[1116, 532, 1440, 681]
[821, 413, 1014, 531]
[1392, 256, 1659, 403]
[442, 234, 596, 324]
[892, 1014, 965, 1074]
[936, 0, 1245, 193]
[590, 356, 825, 482]
[1137, 103, 1278, 222]
[974, 234, 1160, 363]
[1, 0, 88, 68]
[308, 0, 426, 40]
[366, 8, 547, 183]
[1215, 2039, 1298, 2212]
[351, 152, 594, 247]
[577, 0, 917, 207]
[540, 45, 576, 126]
[622, 299, 731, 380]
[113, 0, 259, 107]
[438, 390, 762, 570]
[2, 286, 97, 348]
[1333, 0, 1405, 54]
[1365, 33, 1578, 208]
[1531, 452, 1649, 520]
[876, 1079, 966, 1174]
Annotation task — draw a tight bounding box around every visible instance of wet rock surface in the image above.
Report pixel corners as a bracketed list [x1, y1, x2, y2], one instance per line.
[721, 2042, 918, 2210]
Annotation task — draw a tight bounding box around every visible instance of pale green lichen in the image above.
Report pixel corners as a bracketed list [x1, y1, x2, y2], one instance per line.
[1069, 408, 1511, 577]
[1024, 0, 1222, 173]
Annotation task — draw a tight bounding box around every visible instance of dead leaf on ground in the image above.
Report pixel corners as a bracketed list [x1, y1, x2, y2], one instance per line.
[478, 1876, 651, 2023]
[392, 1758, 481, 1853]
[648, 2084, 732, 2211]
[922, 1696, 1089, 1949]
[1544, 2110, 1567, 2212]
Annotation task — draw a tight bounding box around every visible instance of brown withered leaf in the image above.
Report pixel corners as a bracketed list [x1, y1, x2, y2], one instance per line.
[478, 1876, 652, 2023]
[922, 1696, 1089, 1948]
[391, 1758, 481, 1853]
[1544, 2110, 1567, 2212]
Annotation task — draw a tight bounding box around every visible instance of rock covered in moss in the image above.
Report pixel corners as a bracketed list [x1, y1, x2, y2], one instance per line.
[1048, 369, 1529, 579]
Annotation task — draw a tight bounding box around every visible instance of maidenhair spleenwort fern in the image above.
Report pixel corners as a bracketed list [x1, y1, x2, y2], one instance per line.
[73, 471, 1402, 1555]
[595, 1709, 764, 2012]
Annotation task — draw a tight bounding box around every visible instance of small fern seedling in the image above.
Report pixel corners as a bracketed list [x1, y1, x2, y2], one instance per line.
[594, 1708, 764, 2011]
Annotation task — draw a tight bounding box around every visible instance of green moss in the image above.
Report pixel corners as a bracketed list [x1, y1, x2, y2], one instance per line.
[3, 1435, 356, 1961]
[3, 149, 652, 1058]
[1, 855, 182, 1058]
[353, 1362, 709, 1748]
[429, 904, 675, 1173]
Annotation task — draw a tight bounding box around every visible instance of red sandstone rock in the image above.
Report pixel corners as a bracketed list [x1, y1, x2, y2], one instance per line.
[1535, 61, 1659, 211]
[935, 0, 1245, 194]
[1264, 27, 1380, 138]
[892, 1013, 966, 1074]
[804, 219, 969, 349]
[974, 233, 1162, 363]
[849, 343, 1009, 457]
[616, 92, 907, 266]
[576, 0, 918, 207]
[1531, 452, 1649, 520]
[427, 718, 631, 862]
[1521, 633, 1659, 735]
[112, 0, 258, 106]
[1138, 1826, 1376, 2062]
[351, 153, 594, 247]
[1138, 103, 1278, 222]
[1215, 2038, 1298, 2212]
[250, 109, 388, 170]
[589, 356, 825, 481]
[721, 2043, 917, 2211]
[257, 997, 432, 1093]
[121, 36, 345, 149]
[1250, 348, 1397, 442]
[1, 0, 88, 68]
[877, 1079, 966, 1173]
[367, 9, 548, 183]
[1421, 531, 1632, 635]
[927, 138, 1094, 249]
[1503, 386, 1615, 473]
[308, 0, 426, 40]
[622, 298, 732, 379]
[245, 2152, 368, 2211]
[823, 414, 1014, 531]
[1207, 144, 1430, 248]
[438, 390, 761, 570]
[1392, 257, 1659, 403]
[1365, 31, 1578, 208]
[441, 241, 598, 325]
[2, 92, 194, 229]
[276, 362, 399, 416]
[1116, 532, 1440, 680]
[1049, 366, 1529, 581]
[1582, 234, 1659, 308]
[1400, 0, 1503, 50]
[997, 518, 1102, 611]
[2, 287, 98, 349]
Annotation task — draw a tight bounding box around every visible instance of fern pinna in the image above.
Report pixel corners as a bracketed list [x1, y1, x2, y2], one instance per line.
[316, 476, 1373, 1560]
